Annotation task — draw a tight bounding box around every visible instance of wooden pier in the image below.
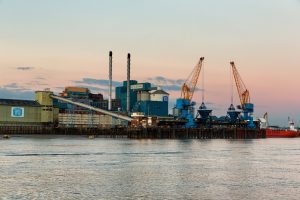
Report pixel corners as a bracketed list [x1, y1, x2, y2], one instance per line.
[0, 126, 266, 139]
[127, 127, 266, 139]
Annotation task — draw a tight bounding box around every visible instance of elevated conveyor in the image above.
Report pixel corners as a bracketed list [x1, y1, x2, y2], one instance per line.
[50, 95, 132, 122]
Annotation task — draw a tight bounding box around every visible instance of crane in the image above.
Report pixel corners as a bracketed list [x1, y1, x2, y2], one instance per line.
[230, 61, 255, 128]
[230, 62, 250, 105]
[174, 57, 204, 128]
[181, 57, 204, 101]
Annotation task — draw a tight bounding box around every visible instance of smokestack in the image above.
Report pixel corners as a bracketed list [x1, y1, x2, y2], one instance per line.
[126, 53, 131, 114]
[108, 51, 112, 110]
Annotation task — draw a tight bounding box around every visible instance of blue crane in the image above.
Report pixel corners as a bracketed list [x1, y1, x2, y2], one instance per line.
[173, 57, 204, 128]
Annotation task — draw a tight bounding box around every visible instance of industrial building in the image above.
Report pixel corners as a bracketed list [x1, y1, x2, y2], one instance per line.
[56, 87, 121, 112]
[133, 89, 169, 116]
[58, 113, 125, 128]
[115, 81, 169, 117]
[0, 91, 59, 126]
[0, 51, 275, 139]
[115, 80, 139, 111]
[0, 51, 169, 129]
[0, 79, 169, 128]
[54, 87, 125, 127]
[0, 87, 127, 128]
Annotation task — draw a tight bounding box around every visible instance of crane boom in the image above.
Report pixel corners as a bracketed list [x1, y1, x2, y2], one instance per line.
[181, 57, 204, 101]
[230, 61, 250, 106]
[229, 61, 255, 128]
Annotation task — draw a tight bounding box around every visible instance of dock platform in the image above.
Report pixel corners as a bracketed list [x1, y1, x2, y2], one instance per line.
[0, 126, 266, 139]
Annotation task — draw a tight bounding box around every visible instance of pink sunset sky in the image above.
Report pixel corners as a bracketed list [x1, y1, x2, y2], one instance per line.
[0, 0, 299, 125]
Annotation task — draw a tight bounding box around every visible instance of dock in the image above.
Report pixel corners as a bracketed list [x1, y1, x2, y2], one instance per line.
[0, 126, 266, 139]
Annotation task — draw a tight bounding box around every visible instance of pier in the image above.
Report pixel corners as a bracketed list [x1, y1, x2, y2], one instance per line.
[0, 126, 266, 139]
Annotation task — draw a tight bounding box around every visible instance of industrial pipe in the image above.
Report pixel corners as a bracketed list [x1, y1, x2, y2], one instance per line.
[108, 51, 112, 110]
[126, 53, 131, 114]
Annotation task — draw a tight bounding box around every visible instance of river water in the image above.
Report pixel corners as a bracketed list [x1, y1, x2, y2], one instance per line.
[0, 136, 300, 200]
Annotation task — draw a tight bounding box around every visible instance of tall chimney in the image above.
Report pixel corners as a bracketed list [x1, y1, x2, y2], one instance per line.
[108, 51, 112, 110]
[126, 53, 131, 114]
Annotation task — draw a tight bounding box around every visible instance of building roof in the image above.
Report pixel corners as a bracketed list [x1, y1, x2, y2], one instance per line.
[0, 99, 41, 107]
[65, 87, 90, 93]
[150, 90, 169, 95]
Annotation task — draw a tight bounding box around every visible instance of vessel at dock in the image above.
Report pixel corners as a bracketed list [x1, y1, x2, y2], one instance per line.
[266, 119, 299, 138]
[266, 129, 298, 138]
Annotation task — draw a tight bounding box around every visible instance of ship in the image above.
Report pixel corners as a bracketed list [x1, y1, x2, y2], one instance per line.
[266, 117, 299, 138]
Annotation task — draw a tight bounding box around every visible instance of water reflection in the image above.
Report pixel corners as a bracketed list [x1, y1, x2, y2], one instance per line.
[0, 136, 300, 199]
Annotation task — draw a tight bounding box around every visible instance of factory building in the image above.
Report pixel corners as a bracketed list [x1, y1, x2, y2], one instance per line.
[55, 87, 121, 112]
[133, 89, 169, 116]
[0, 91, 58, 126]
[0, 99, 42, 125]
[55, 87, 125, 127]
[0, 87, 127, 128]
[115, 81, 169, 117]
[59, 113, 125, 128]
[115, 80, 139, 111]
[150, 89, 169, 102]
[0, 80, 169, 128]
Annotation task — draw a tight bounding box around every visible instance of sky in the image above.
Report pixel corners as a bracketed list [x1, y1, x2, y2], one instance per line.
[0, 0, 300, 126]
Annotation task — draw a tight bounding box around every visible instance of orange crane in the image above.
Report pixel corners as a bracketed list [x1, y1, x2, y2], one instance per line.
[230, 61, 255, 128]
[230, 61, 250, 106]
[181, 57, 205, 101]
[174, 57, 204, 128]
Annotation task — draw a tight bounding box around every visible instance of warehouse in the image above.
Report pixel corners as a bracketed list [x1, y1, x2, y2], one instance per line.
[0, 91, 59, 126]
[0, 99, 41, 125]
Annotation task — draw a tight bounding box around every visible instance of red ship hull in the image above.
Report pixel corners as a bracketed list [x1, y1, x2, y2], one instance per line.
[266, 129, 299, 138]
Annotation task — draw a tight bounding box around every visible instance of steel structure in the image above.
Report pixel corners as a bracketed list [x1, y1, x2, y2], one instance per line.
[108, 51, 113, 110]
[126, 53, 131, 114]
[181, 57, 204, 101]
[50, 95, 132, 122]
[174, 57, 204, 128]
[227, 62, 241, 123]
[230, 61, 255, 128]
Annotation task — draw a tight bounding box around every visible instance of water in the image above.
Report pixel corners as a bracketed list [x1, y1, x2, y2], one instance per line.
[1, 136, 300, 200]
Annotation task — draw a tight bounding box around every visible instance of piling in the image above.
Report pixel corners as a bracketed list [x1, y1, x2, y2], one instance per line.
[0, 126, 266, 139]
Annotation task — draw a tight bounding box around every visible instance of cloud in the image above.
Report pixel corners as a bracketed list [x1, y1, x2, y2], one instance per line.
[3, 83, 19, 89]
[3, 81, 48, 91]
[71, 76, 204, 96]
[16, 66, 35, 71]
[26, 80, 48, 87]
[74, 85, 107, 93]
[73, 77, 185, 93]
[146, 76, 184, 91]
[160, 85, 182, 91]
[145, 76, 203, 92]
[74, 78, 122, 87]
[0, 87, 34, 100]
[2, 83, 32, 91]
[35, 76, 46, 80]
[54, 87, 65, 91]
[0, 81, 54, 100]
[147, 76, 185, 86]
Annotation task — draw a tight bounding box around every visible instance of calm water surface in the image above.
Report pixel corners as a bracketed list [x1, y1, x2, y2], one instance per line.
[0, 136, 300, 200]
